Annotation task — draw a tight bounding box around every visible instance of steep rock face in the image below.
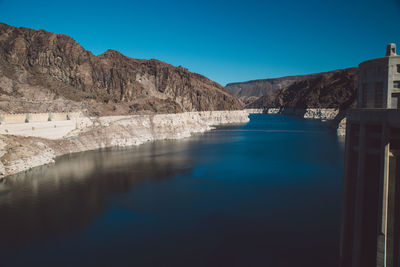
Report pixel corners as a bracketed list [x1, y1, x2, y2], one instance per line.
[245, 68, 358, 110]
[225, 71, 341, 105]
[0, 23, 242, 115]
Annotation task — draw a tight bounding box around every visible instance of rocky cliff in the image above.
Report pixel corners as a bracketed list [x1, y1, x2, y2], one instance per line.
[0, 23, 242, 115]
[240, 68, 358, 135]
[244, 68, 358, 110]
[225, 70, 353, 105]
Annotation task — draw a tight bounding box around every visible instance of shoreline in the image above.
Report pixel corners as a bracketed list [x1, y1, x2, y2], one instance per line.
[245, 108, 347, 136]
[0, 110, 250, 179]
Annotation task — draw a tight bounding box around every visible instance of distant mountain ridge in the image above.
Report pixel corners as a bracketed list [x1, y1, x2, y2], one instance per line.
[245, 68, 358, 110]
[0, 23, 242, 115]
[226, 72, 331, 105]
[226, 68, 358, 110]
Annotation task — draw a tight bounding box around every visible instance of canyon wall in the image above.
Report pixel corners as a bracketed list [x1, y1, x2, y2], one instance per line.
[239, 68, 358, 135]
[0, 110, 249, 179]
[226, 71, 342, 105]
[245, 68, 358, 110]
[0, 23, 242, 116]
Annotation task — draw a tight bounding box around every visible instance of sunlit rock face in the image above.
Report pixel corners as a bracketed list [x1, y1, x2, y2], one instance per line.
[0, 110, 250, 178]
[0, 23, 242, 115]
[239, 68, 358, 135]
[244, 68, 358, 110]
[226, 73, 329, 106]
[226, 68, 358, 108]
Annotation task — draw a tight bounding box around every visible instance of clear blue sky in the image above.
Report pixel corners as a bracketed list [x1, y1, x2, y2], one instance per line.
[0, 0, 399, 85]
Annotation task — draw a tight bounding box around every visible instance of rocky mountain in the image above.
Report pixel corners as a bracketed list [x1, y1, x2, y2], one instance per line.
[0, 23, 242, 115]
[243, 68, 358, 110]
[225, 71, 342, 105]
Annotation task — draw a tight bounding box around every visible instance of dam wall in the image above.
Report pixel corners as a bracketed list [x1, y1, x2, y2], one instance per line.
[0, 120, 77, 139]
[1, 114, 27, 124]
[0, 112, 82, 140]
[0, 112, 81, 124]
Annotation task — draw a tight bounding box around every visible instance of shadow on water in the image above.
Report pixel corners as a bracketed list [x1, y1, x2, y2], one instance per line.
[0, 114, 345, 267]
[0, 140, 195, 250]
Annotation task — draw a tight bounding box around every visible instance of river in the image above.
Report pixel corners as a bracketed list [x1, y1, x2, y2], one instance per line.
[0, 114, 345, 267]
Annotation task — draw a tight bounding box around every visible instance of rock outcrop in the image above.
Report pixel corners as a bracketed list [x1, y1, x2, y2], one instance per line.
[245, 68, 358, 110]
[0, 23, 242, 116]
[0, 110, 250, 179]
[225, 69, 356, 106]
[241, 68, 358, 134]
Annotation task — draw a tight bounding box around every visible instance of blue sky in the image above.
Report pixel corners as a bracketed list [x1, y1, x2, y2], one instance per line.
[0, 0, 399, 85]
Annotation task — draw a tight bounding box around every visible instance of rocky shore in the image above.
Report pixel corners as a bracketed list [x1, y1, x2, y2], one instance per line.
[246, 108, 346, 135]
[246, 108, 339, 120]
[236, 68, 358, 136]
[264, 108, 340, 120]
[0, 110, 249, 179]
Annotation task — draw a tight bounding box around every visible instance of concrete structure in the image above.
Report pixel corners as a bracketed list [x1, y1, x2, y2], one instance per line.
[340, 45, 400, 267]
[358, 43, 400, 109]
[0, 112, 81, 139]
[0, 112, 80, 124]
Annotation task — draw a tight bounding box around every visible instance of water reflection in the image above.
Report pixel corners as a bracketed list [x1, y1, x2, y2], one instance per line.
[0, 115, 345, 267]
[0, 140, 194, 250]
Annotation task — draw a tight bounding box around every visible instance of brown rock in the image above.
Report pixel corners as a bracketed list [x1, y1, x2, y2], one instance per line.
[244, 68, 358, 110]
[0, 23, 242, 115]
[225, 71, 339, 105]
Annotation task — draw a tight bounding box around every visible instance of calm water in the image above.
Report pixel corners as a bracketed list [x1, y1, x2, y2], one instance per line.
[0, 114, 344, 267]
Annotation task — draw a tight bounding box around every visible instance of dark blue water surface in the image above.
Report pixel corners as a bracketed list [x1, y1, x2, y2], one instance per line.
[0, 114, 345, 267]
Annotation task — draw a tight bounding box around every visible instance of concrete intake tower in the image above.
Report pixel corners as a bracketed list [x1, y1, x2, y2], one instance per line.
[340, 44, 400, 267]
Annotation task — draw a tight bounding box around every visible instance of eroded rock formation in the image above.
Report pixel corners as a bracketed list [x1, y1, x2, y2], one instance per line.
[226, 69, 358, 107]
[0, 23, 242, 115]
[244, 68, 358, 110]
[226, 73, 330, 105]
